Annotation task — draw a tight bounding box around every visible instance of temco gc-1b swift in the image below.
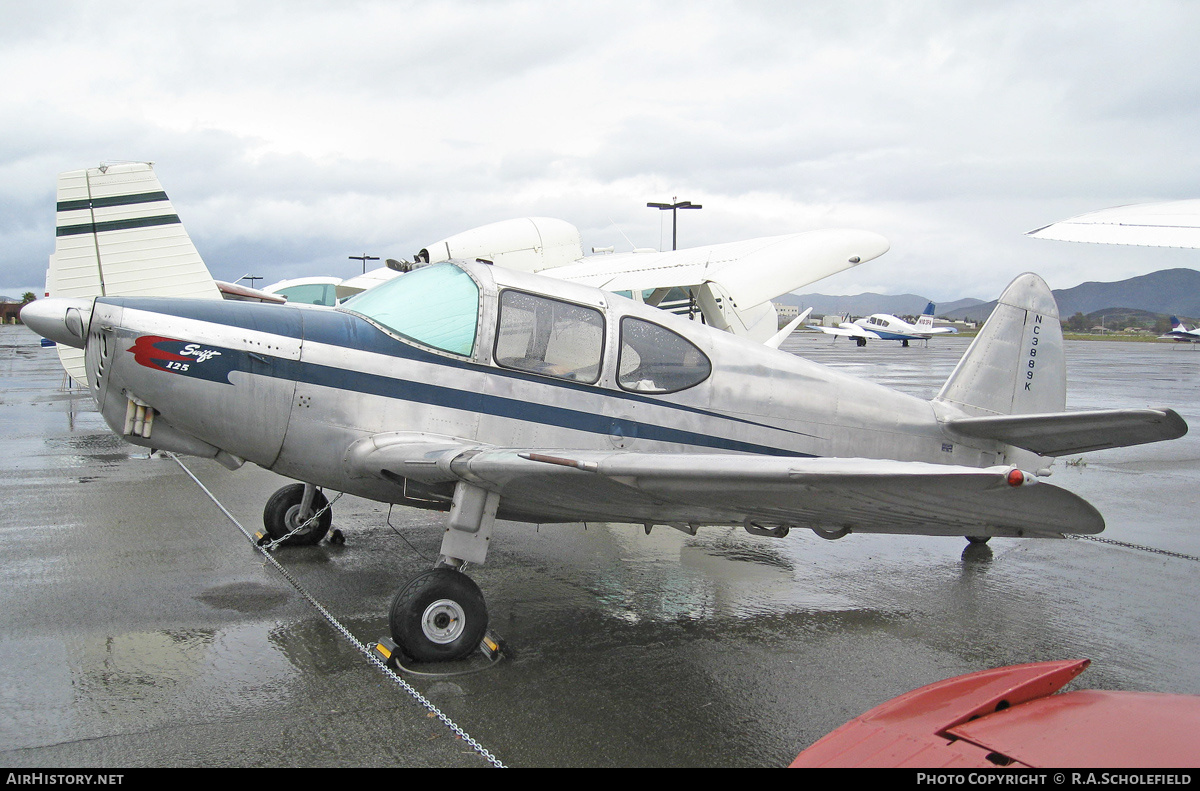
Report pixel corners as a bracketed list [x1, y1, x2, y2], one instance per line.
[25, 258, 1188, 662]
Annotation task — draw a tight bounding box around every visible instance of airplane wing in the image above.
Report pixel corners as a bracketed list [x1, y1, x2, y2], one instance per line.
[1027, 199, 1200, 249]
[811, 324, 880, 339]
[546, 229, 889, 308]
[347, 438, 1103, 537]
[945, 408, 1188, 456]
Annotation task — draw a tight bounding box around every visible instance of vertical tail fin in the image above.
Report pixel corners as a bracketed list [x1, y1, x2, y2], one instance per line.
[52, 162, 219, 301]
[935, 273, 1064, 417]
[50, 163, 220, 384]
[915, 301, 936, 330]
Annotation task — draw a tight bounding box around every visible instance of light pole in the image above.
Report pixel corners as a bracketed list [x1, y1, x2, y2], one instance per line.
[647, 198, 702, 251]
[349, 253, 380, 274]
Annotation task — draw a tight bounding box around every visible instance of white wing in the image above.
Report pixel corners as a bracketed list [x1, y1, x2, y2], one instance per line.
[1027, 200, 1200, 248]
[546, 229, 889, 308]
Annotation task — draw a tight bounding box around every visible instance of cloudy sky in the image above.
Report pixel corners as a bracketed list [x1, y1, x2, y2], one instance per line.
[3, 0, 1199, 302]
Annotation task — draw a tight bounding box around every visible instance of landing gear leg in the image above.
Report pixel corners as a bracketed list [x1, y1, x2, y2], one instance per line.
[389, 482, 499, 662]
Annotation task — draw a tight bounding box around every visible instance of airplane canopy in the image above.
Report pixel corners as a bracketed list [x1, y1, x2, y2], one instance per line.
[341, 263, 480, 356]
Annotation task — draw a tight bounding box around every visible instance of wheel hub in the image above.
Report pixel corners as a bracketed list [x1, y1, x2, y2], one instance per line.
[284, 504, 314, 534]
[422, 599, 467, 644]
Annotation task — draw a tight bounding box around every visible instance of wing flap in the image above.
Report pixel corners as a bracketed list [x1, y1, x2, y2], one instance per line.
[946, 408, 1188, 456]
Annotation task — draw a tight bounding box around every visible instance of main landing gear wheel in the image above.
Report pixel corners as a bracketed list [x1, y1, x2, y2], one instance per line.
[855, 337, 867, 347]
[262, 483, 332, 546]
[389, 568, 488, 663]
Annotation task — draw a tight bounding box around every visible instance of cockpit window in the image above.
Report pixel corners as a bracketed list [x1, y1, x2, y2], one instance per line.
[494, 290, 604, 383]
[618, 317, 711, 393]
[339, 264, 479, 356]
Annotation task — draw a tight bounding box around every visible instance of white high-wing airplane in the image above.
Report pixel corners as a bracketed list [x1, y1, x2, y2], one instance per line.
[412, 217, 890, 343]
[811, 301, 957, 347]
[23, 254, 1187, 662]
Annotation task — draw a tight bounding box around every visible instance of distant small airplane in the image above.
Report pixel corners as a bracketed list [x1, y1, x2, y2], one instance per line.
[810, 302, 957, 346]
[1159, 316, 1200, 344]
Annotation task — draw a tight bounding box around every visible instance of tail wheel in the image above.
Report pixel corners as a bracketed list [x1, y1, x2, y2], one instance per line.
[263, 483, 332, 546]
[389, 568, 488, 662]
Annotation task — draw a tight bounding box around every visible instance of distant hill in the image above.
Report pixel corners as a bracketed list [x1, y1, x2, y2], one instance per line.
[936, 297, 988, 315]
[1078, 308, 1167, 329]
[942, 268, 1200, 322]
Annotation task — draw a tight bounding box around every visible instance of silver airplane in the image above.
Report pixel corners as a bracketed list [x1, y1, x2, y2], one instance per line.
[22, 260, 1187, 662]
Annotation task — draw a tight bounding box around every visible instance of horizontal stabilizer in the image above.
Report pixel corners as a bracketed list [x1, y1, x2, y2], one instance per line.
[372, 448, 1104, 537]
[946, 408, 1188, 456]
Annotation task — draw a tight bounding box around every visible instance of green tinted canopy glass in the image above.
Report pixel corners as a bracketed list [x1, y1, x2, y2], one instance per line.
[340, 264, 479, 355]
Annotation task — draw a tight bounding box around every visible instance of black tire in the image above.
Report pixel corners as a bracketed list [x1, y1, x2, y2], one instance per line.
[389, 568, 488, 663]
[965, 535, 991, 544]
[262, 483, 332, 546]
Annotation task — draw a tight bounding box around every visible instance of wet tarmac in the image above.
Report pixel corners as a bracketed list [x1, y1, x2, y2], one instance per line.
[1, 324, 1198, 768]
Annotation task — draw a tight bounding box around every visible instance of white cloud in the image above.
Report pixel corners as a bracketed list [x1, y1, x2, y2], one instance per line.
[2, 0, 1198, 300]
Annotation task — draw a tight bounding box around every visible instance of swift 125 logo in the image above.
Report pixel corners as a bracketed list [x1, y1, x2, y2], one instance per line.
[128, 336, 237, 384]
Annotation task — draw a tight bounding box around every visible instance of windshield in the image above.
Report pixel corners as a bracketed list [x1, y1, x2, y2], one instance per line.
[339, 264, 479, 355]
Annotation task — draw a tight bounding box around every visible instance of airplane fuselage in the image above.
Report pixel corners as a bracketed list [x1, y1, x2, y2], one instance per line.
[73, 261, 1007, 523]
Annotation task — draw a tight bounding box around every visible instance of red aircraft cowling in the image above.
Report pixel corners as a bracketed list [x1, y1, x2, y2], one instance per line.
[791, 659, 1200, 768]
